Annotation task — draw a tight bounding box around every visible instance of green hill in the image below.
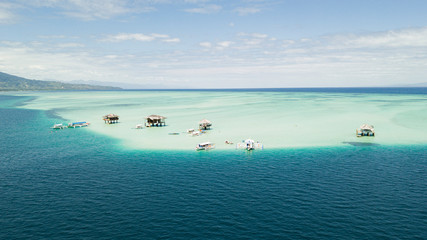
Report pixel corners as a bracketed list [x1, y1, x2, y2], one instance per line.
[0, 72, 121, 91]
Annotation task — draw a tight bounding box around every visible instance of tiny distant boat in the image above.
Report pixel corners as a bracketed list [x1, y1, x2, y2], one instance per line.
[68, 121, 90, 128]
[225, 140, 233, 144]
[191, 132, 200, 136]
[236, 139, 263, 151]
[196, 142, 215, 151]
[135, 124, 144, 129]
[51, 123, 66, 129]
[356, 124, 375, 137]
[187, 129, 195, 134]
[168, 132, 180, 135]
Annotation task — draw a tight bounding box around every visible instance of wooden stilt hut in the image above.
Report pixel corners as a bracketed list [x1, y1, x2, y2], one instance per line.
[356, 124, 375, 137]
[199, 119, 212, 130]
[145, 115, 166, 127]
[103, 114, 119, 124]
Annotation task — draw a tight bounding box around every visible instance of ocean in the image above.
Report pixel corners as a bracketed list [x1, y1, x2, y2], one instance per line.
[0, 89, 426, 239]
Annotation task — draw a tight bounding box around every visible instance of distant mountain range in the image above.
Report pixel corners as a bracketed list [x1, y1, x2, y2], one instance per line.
[0, 72, 121, 91]
[1, 71, 426, 91]
[67, 80, 168, 89]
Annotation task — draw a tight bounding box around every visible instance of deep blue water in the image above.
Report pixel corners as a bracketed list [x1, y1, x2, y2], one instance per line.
[1, 94, 426, 239]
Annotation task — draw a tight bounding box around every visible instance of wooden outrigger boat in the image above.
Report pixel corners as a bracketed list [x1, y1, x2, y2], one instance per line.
[51, 123, 66, 129]
[68, 121, 90, 128]
[196, 142, 215, 151]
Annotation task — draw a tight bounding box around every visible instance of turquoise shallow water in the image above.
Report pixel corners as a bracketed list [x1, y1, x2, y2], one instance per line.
[10, 89, 427, 150]
[1, 92, 426, 239]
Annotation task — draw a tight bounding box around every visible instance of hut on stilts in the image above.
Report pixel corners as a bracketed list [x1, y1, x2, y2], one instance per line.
[103, 114, 119, 124]
[145, 115, 166, 127]
[199, 119, 212, 130]
[356, 124, 375, 137]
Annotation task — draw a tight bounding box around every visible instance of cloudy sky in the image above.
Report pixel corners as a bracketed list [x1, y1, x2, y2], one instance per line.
[1, 0, 427, 88]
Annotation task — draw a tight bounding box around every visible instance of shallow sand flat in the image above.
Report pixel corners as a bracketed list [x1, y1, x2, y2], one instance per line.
[12, 90, 427, 150]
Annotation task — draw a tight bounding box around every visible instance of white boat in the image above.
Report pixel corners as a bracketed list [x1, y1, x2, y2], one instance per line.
[196, 142, 215, 151]
[135, 124, 144, 129]
[51, 123, 66, 129]
[68, 121, 90, 128]
[236, 139, 263, 151]
[191, 131, 200, 136]
[188, 129, 206, 136]
[187, 129, 195, 134]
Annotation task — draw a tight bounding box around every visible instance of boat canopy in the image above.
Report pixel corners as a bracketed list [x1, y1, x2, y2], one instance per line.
[245, 139, 255, 144]
[104, 114, 119, 118]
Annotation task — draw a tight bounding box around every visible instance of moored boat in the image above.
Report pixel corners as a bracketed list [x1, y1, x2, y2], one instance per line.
[196, 142, 215, 151]
[236, 139, 263, 151]
[68, 121, 90, 128]
[51, 123, 66, 129]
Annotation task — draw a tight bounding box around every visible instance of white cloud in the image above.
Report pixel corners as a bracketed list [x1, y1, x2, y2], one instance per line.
[162, 38, 180, 43]
[238, 32, 268, 38]
[0, 2, 18, 24]
[150, 33, 169, 39]
[105, 33, 155, 42]
[235, 7, 260, 16]
[217, 41, 233, 49]
[252, 33, 268, 38]
[38, 35, 66, 39]
[2, 27, 427, 88]
[102, 33, 180, 43]
[21, 0, 155, 20]
[61, 0, 134, 20]
[57, 43, 85, 48]
[199, 42, 212, 48]
[234, 32, 272, 48]
[325, 27, 427, 49]
[184, 4, 221, 14]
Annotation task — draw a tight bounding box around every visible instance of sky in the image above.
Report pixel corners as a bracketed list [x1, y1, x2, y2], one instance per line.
[1, 0, 427, 88]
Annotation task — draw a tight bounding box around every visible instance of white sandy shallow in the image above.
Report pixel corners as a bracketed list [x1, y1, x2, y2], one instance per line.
[10, 90, 427, 150]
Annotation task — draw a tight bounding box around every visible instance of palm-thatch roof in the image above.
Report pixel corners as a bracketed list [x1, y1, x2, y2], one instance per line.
[199, 118, 212, 129]
[360, 124, 374, 131]
[145, 114, 166, 120]
[103, 113, 119, 119]
[199, 119, 212, 125]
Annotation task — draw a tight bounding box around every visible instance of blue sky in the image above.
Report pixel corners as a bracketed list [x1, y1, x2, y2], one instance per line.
[1, 0, 427, 88]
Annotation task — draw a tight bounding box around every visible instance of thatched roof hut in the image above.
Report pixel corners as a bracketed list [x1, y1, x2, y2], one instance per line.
[199, 119, 212, 130]
[103, 113, 119, 124]
[357, 124, 375, 137]
[145, 114, 167, 127]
